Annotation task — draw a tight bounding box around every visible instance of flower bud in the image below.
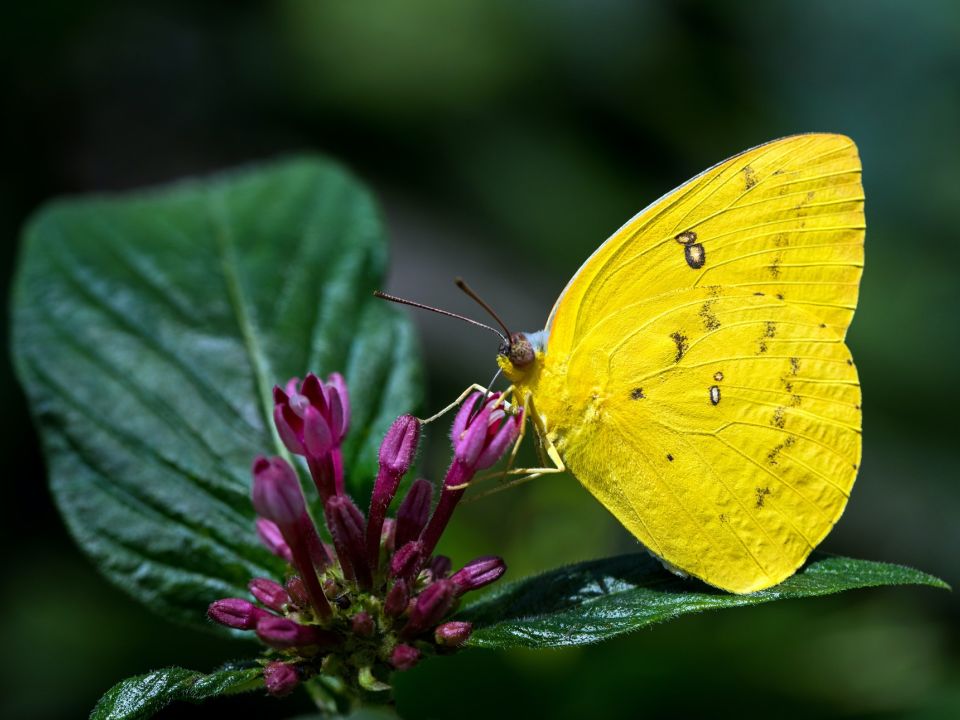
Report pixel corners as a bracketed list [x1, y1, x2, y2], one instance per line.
[255, 518, 293, 564]
[251, 456, 305, 527]
[404, 579, 456, 637]
[325, 495, 372, 589]
[367, 415, 421, 568]
[435, 621, 473, 647]
[207, 598, 268, 630]
[390, 644, 421, 671]
[394, 479, 433, 549]
[384, 579, 410, 618]
[274, 373, 349, 458]
[390, 540, 424, 580]
[264, 661, 300, 697]
[255, 615, 338, 649]
[378, 414, 421, 477]
[352, 611, 375, 638]
[248, 578, 290, 612]
[450, 556, 506, 593]
[450, 393, 522, 472]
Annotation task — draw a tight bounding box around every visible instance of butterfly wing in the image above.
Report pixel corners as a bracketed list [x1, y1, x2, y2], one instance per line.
[536, 134, 864, 593]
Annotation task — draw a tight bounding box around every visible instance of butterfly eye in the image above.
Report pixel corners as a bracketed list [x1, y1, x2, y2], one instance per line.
[508, 333, 535, 368]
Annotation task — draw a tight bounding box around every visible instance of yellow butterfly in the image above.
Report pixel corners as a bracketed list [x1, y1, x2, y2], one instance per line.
[486, 133, 864, 594]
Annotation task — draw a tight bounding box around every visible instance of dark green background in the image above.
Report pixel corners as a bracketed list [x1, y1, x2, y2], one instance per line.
[2, 2, 957, 718]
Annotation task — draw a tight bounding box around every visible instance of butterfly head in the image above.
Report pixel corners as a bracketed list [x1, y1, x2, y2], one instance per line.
[496, 330, 547, 384]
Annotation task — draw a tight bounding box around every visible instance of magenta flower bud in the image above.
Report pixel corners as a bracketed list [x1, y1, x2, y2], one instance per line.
[430, 555, 452, 579]
[273, 373, 349, 456]
[251, 456, 305, 527]
[367, 415, 421, 568]
[325, 495, 372, 589]
[390, 540, 424, 580]
[207, 598, 269, 630]
[378, 414, 421, 477]
[450, 393, 522, 472]
[390, 644, 421, 671]
[249, 578, 290, 612]
[255, 518, 293, 564]
[384, 579, 410, 618]
[255, 615, 338, 649]
[404, 579, 457, 638]
[394, 478, 433, 549]
[264, 661, 300, 697]
[352, 611, 375, 638]
[435, 621, 473, 647]
[450, 556, 507, 593]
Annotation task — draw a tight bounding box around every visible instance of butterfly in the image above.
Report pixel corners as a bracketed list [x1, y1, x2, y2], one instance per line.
[491, 133, 864, 594]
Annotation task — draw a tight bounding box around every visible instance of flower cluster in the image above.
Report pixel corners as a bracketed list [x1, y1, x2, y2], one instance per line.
[207, 374, 522, 697]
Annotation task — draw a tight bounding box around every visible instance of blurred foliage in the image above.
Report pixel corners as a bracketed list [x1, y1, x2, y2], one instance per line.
[1, 1, 957, 719]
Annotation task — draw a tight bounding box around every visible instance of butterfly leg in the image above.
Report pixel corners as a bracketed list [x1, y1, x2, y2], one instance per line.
[417, 383, 494, 425]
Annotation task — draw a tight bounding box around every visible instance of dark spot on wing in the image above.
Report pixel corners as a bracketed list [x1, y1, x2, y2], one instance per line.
[714, 371, 724, 382]
[766, 436, 796, 466]
[790, 394, 802, 408]
[789, 357, 800, 375]
[670, 331, 688, 363]
[675, 230, 697, 245]
[771, 407, 786, 429]
[769, 256, 782, 278]
[743, 165, 757, 189]
[853, 463, 858, 470]
[755, 487, 771, 508]
[719, 513, 727, 523]
[699, 299, 720, 331]
[754, 291, 765, 297]
[855, 404, 861, 411]
[759, 321, 776, 353]
[819, 323, 827, 329]
[630, 387, 645, 400]
[847, 359, 854, 366]
[666, 453, 674, 462]
[776, 293, 785, 301]
[772, 168, 784, 176]
[709, 386, 721, 405]
[684, 243, 706, 269]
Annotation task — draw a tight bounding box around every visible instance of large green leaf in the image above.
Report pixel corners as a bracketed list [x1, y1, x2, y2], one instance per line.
[461, 553, 949, 649]
[12, 157, 422, 631]
[90, 665, 263, 720]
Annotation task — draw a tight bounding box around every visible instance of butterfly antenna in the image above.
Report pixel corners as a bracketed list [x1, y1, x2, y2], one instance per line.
[372, 290, 508, 343]
[455, 278, 513, 349]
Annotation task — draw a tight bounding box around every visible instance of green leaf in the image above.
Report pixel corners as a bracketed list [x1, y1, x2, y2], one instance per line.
[90, 665, 263, 720]
[12, 157, 422, 631]
[460, 553, 949, 649]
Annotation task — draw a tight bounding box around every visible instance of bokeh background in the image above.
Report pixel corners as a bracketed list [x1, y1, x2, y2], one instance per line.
[2, 2, 958, 718]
